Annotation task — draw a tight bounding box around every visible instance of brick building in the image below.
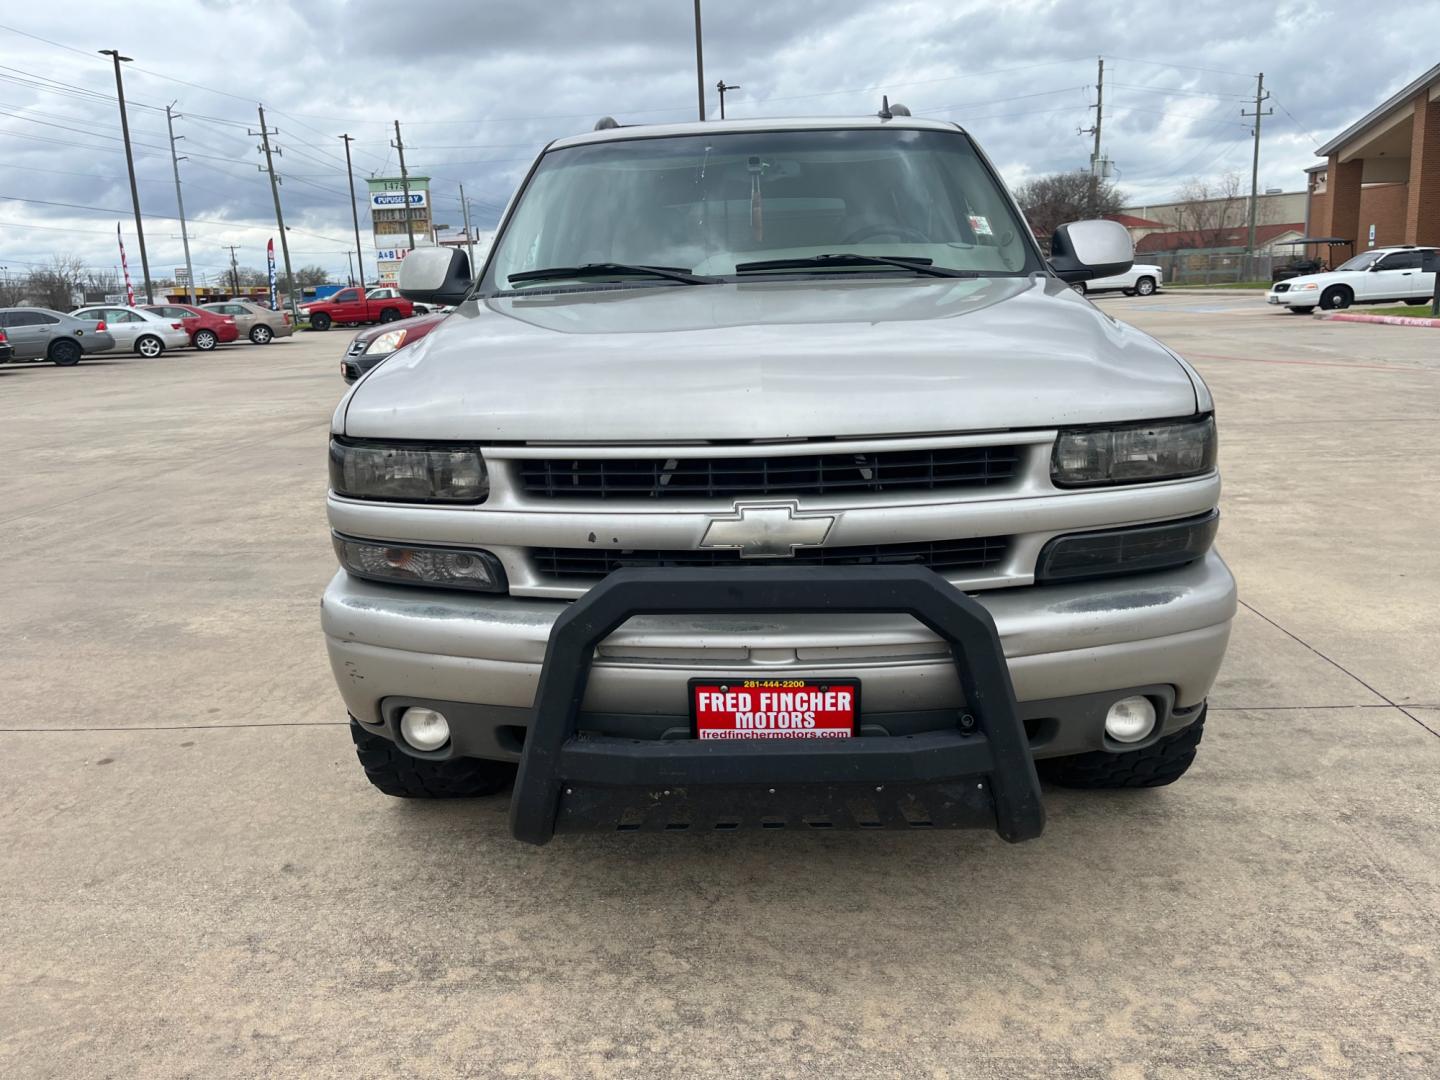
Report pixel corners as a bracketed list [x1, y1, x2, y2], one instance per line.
[1306, 63, 1440, 251]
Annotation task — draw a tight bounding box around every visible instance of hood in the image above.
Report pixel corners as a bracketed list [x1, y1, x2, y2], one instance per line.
[340, 276, 1198, 441]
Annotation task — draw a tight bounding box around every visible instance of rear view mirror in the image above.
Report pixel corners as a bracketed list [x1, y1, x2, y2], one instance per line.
[1049, 220, 1134, 283]
[399, 247, 472, 305]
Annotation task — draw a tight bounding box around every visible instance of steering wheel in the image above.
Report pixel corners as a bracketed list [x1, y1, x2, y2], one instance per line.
[841, 223, 930, 244]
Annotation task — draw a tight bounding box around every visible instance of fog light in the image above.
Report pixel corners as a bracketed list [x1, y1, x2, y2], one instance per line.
[1105, 696, 1156, 743]
[400, 706, 450, 751]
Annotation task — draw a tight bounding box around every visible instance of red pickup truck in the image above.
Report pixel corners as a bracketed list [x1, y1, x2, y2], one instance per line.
[300, 287, 414, 331]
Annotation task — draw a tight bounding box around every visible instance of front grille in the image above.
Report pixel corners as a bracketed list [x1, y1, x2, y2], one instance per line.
[531, 536, 1009, 581]
[518, 445, 1023, 500]
[1272, 282, 1290, 293]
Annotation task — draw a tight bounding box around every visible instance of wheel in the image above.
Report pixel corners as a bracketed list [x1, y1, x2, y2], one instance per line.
[1134, 276, 1157, 296]
[378, 307, 401, 323]
[135, 335, 164, 358]
[1319, 286, 1352, 310]
[1070, 281, 1087, 295]
[310, 312, 332, 331]
[249, 324, 274, 344]
[412, 304, 430, 315]
[47, 338, 82, 366]
[193, 329, 217, 351]
[1288, 306, 1314, 315]
[1122, 288, 1135, 296]
[350, 719, 515, 798]
[1038, 706, 1206, 789]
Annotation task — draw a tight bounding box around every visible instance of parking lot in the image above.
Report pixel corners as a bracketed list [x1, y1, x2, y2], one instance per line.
[3, 297, 1438, 1077]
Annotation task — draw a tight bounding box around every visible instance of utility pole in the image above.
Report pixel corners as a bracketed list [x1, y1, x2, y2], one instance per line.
[251, 106, 300, 321]
[717, 80, 740, 120]
[165, 105, 196, 304]
[339, 133, 367, 289]
[391, 121, 416, 251]
[1076, 57, 1104, 217]
[224, 245, 241, 296]
[100, 49, 153, 303]
[693, 0, 706, 120]
[345, 250, 356, 287]
[1242, 72, 1273, 256]
[458, 183, 477, 271]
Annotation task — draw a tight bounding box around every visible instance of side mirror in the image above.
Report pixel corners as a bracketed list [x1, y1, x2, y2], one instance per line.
[1048, 220, 1134, 283]
[399, 247, 472, 305]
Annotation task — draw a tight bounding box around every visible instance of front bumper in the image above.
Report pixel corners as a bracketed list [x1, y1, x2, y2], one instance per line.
[322, 550, 1235, 759]
[1267, 287, 1317, 306]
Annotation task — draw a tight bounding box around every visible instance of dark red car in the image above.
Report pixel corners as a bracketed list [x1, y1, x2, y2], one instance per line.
[145, 303, 240, 351]
[340, 312, 446, 383]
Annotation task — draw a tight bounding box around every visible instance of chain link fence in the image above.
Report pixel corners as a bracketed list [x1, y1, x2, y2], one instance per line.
[1145, 252, 1277, 286]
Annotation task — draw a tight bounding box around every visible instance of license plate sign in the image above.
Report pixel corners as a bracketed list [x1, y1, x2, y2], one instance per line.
[691, 679, 859, 740]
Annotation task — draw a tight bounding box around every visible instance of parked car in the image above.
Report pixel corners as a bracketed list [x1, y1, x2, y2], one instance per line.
[323, 112, 1232, 847]
[143, 303, 239, 351]
[300, 286, 413, 331]
[0, 307, 117, 365]
[199, 300, 294, 344]
[70, 305, 190, 357]
[0, 329, 12, 362]
[367, 286, 433, 315]
[340, 312, 446, 383]
[1072, 262, 1163, 296]
[1265, 246, 1437, 312]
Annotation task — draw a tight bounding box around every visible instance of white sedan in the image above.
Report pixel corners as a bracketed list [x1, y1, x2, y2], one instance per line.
[1074, 262, 1163, 297]
[1265, 246, 1437, 312]
[70, 304, 192, 357]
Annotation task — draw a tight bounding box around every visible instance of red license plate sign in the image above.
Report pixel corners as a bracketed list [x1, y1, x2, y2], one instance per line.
[692, 679, 858, 740]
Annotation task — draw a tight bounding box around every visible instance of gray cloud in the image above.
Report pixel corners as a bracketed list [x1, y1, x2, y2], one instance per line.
[1, 0, 1435, 284]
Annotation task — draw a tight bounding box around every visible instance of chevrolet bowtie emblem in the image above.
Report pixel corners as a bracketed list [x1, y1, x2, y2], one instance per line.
[698, 501, 836, 558]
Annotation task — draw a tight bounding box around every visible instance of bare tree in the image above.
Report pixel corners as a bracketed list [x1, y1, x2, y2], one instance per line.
[0, 269, 27, 307]
[26, 254, 87, 311]
[1171, 173, 1247, 238]
[1012, 170, 1127, 246]
[83, 269, 120, 303]
[294, 264, 330, 287]
[234, 266, 268, 286]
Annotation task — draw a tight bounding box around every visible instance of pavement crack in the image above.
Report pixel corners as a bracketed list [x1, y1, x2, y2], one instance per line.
[1238, 599, 1440, 740]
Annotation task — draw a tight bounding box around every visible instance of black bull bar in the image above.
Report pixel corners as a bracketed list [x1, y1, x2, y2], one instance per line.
[510, 566, 1045, 844]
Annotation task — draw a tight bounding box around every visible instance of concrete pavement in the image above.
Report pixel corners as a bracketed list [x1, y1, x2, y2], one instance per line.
[2, 299, 1438, 1078]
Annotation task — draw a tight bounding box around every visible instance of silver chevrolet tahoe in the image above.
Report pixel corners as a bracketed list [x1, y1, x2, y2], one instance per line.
[322, 113, 1235, 844]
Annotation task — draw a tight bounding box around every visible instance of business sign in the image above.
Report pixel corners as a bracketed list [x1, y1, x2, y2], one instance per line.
[370, 191, 428, 209]
[374, 248, 411, 262]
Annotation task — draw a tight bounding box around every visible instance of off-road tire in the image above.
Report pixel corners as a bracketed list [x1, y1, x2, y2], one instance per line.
[48, 338, 83, 366]
[194, 329, 217, 351]
[1038, 707, 1206, 789]
[310, 312, 332, 331]
[350, 719, 515, 798]
[250, 324, 274, 344]
[378, 307, 401, 323]
[1134, 276, 1157, 296]
[1320, 285, 1352, 311]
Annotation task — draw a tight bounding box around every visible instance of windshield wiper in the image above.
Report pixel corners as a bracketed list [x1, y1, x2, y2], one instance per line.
[733, 254, 981, 279]
[508, 262, 716, 285]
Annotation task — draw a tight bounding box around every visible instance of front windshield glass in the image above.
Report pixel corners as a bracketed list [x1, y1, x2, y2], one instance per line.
[483, 128, 1039, 291]
[1334, 252, 1381, 272]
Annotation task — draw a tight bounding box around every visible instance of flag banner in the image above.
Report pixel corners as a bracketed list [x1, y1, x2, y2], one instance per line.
[117, 223, 135, 306]
[266, 238, 278, 310]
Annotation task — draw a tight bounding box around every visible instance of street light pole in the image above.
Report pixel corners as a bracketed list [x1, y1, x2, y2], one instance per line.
[716, 80, 740, 120]
[339, 134, 367, 289]
[100, 48, 153, 304]
[693, 0, 705, 120]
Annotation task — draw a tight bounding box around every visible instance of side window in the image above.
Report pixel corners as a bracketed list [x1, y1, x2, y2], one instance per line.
[1378, 251, 1420, 271]
[36, 312, 60, 325]
[72, 309, 99, 321]
[228, 305, 250, 316]
[333, 289, 359, 303]
[111, 310, 142, 323]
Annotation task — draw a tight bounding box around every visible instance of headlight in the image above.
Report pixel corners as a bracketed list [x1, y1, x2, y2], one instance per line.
[365, 328, 408, 354]
[333, 534, 506, 592]
[1296, 283, 1318, 291]
[1051, 415, 1215, 487]
[329, 438, 489, 502]
[299, 306, 312, 315]
[1037, 511, 1219, 583]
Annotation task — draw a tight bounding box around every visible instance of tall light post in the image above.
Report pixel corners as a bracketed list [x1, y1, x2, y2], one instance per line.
[339, 134, 367, 288]
[693, 0, 705, 120]
[100, 48, 153, 303]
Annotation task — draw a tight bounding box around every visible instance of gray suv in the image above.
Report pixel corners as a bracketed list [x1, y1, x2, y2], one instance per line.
[323, 114, 1234, 844]
[0, 308, 116, 366]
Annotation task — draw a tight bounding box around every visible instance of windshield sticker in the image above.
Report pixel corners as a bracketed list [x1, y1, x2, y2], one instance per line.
[968, 215, 994, 236]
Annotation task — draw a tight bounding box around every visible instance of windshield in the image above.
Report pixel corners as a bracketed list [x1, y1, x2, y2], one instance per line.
[482, 127, 1039, 291]
[1334, 252, 1382, 272]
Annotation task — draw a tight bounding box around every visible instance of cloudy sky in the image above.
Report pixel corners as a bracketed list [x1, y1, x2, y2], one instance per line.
[1, 1, 1435, 289]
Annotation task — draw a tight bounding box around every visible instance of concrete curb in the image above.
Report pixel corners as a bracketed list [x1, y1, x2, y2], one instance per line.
[1317, 312, 1440, 328]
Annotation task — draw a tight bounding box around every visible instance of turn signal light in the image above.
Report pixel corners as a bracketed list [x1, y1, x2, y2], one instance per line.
[96, 321, 107, 331]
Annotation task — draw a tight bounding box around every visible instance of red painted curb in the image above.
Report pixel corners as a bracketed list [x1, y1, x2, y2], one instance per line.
[1319, 312, 1440, 328]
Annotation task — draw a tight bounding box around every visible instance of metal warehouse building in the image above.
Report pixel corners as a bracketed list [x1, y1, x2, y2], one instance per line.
[1306, 64, 1440, 250]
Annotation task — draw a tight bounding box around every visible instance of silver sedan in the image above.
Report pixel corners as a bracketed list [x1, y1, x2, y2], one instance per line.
[69, 305, 192, 357]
